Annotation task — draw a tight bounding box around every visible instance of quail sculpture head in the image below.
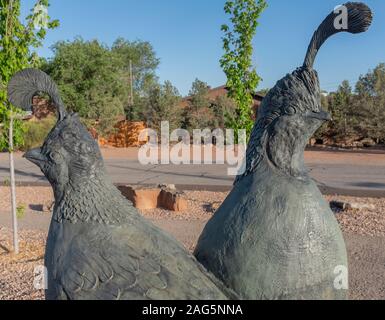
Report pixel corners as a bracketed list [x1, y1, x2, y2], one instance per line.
[236, 2, 373, 182]
[25, 114, 103, 198]
[8, 69, 104, 198]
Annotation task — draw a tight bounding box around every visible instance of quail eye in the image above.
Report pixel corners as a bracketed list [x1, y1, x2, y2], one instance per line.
[285, 106, 296, 115]
[48, 152, 60, 162]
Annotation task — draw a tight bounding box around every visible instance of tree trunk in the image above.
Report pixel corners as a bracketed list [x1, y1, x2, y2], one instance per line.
[9, 112, 19, 254]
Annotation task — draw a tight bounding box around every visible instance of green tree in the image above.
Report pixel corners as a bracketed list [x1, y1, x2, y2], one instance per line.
[356, 63, 385, 97]
[355, 63, 385, 143]
[182, 79, 216, 131]
[111, 38, 160, 121]
[188, 79, 211, 111]
[42, 37, 162, 126]
[144, 80, 182, 133]
[317, 65, 385, 146]
[211, 95, 237, 129]
[330, 80, 353, 139]
[111, 38, 160, 97]
[0, 0, 59, 150]
[42, 38, 128, 135]
[220, 0, 267, 140]
[0, 0, 58, 254]
[314, 91, 331, 140]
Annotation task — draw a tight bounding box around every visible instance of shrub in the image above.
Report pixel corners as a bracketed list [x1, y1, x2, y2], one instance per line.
[21, 116, 56, 151]
[182, 79, 217, 132]
[143, 81, 182, 134]
[16, 203, 26, 219]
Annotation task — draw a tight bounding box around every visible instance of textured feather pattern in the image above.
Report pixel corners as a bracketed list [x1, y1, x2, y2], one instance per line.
[33, 114, 237, 300]
[54, 174, 136, 224]
[46, 168, 237, 299]
[303, 2, 372, 68]
[235, 67, 320, 184]
[51, 222, 233, 300]
[7, 68, 66, 120]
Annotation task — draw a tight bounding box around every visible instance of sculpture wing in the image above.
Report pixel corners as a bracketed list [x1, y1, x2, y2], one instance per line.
[57, 222, 229, 300]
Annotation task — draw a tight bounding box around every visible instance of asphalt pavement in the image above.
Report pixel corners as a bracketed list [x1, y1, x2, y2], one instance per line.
[0, 149, 384, 197]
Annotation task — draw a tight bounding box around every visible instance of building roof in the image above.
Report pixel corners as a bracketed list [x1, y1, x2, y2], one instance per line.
[179, 85, 265, 108]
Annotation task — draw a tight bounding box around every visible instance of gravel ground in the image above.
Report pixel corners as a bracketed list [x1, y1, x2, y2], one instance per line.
[0, 228, 45, 300]
[328, 195, 385, 237]
[0, 187, 384, 300]
[1, 187, 385, 236]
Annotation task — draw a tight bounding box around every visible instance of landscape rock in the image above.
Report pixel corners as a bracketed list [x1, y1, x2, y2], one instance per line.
[158, 183, 176, 191]
[360, 138, 376, 147]
[118, 185, 187, 212]
[159, 189, 188, 212]
[118, 185, 161, 210]
[330, 200, 375, 212]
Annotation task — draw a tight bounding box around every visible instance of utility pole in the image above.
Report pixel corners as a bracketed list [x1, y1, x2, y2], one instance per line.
[8, 110, 19, 254]
[129, 59, 134, 106]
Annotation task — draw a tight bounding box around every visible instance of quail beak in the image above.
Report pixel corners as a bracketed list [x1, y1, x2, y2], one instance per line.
[306, 110, 332, 121]
[23, 148, 46, 166]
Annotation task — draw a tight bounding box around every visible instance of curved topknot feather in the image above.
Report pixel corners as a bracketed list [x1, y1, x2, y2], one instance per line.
[303, 2, 373, 68]
[7, 68, 66, 120]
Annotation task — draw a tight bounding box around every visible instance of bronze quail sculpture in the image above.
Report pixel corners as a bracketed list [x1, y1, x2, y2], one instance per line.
[194, 2, 372, 300]
[8, 69, 236, 300]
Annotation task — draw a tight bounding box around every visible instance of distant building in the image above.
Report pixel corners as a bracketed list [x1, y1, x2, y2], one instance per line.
[29, 97, 56, 120]
[179, 85, 265, 117]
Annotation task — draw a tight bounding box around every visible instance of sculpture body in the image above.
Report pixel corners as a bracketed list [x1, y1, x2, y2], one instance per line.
[194, 2, 372, 300]
[8, 69, 234, 300]
[195, 160, 348, 299]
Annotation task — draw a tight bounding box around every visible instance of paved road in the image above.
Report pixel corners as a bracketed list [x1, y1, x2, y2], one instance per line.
[0, 150, 384, 196]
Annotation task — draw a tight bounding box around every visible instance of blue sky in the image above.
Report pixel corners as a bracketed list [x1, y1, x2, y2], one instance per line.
[21, 0, 385, 96]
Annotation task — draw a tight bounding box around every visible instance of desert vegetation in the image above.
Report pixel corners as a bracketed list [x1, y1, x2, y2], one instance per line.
[316, 63, 385, 147]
